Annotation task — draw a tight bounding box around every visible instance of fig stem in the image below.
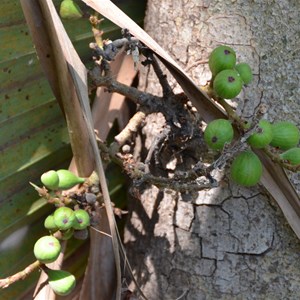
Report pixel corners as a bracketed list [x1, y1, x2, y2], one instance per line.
[0, 260, 42, 289]
[39, 265, 53, 275]
[201, 85, 243, 124]
[215, 97, 243, 124]
[262, 147, 300, 172]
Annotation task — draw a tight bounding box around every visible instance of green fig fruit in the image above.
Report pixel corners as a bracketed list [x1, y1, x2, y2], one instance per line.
[44, 214, 59, 232]
[60, 228, 74, 240]
[230, 151, 263, 187]
[34, 236, 61, 264]
[53, 207, 76, 230]
[213, 69, 243, 99]
[59, 0, 83, 20]
[247, 120, 273, 149]
[73, 209, 90, 230]
[41, 170, 59, 190]
[208, 45, 236, 76]
[235, 62, 253, 84]
[280, 147, 300, 165]
[270, 121, 300, 150]
[204, 119, 234, 150]
[47, 269, 76, 296]
[56, 169, 85, 190]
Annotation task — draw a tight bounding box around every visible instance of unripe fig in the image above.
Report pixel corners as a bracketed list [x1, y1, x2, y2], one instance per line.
[209, 45, 236, 76]
[41, 170, 59, 190]
[60, 228, 74, 240]
[56, 169, 85, 190]
[53, 207, 76, 230]
[59, 0, 83, 20]
[247, 120, 273, 149]
[280, 148, 300, 165]
[44, 214, 58, 232]
[270, 121, 300, 150]
[213, 69, 243, 99]
[47, 269, 76, 296]
[235, 62, 253, 84]
[33, 236, 61, 264]
[204, 119, 234, 150]
[230, 151, 263, 187]
[73, 209, 90, 230]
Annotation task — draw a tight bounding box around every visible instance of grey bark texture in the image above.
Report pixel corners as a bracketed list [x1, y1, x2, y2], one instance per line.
[124, 0, 300, 299]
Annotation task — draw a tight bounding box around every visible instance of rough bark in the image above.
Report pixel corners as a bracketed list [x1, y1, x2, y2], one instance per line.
[124, 0, 300, 299]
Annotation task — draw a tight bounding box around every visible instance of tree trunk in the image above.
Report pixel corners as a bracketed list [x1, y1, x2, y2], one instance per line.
[124, 0, 300, 299]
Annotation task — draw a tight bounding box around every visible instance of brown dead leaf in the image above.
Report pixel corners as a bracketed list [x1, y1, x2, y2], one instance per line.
[21, 0, 126, 299]
[20, 0, 63, 112]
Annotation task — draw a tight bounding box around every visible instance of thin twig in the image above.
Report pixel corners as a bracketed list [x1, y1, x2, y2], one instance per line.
[0, 260, 41, 289]
[110, 111, 146, 155]
[90, 226, 112, 238]
[150, 54, 173, 97]
[175, 290, 189, 300]
[128, 163, 215, 192]
[263, 147, 300, 172]
[89, 66, 162, 110]
[89, 36, 140, 62]
[89, 15, 104, 48]
[144, 126, 170, 171]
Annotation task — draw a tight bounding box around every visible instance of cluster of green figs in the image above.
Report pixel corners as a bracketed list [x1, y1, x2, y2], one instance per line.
[209, 45, 253, 99]
[33, 170, 90, 296]
[204, 117, 300, 187]
[206, 45, 300, 186]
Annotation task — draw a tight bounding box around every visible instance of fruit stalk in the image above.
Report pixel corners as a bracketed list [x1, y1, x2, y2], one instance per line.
[263, 147, 300, 172]
[215, 97, 243, 125]
[0, 260, 41, 289]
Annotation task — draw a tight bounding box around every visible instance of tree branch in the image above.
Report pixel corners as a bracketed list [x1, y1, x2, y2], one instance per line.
[0, 260, 41, 289]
